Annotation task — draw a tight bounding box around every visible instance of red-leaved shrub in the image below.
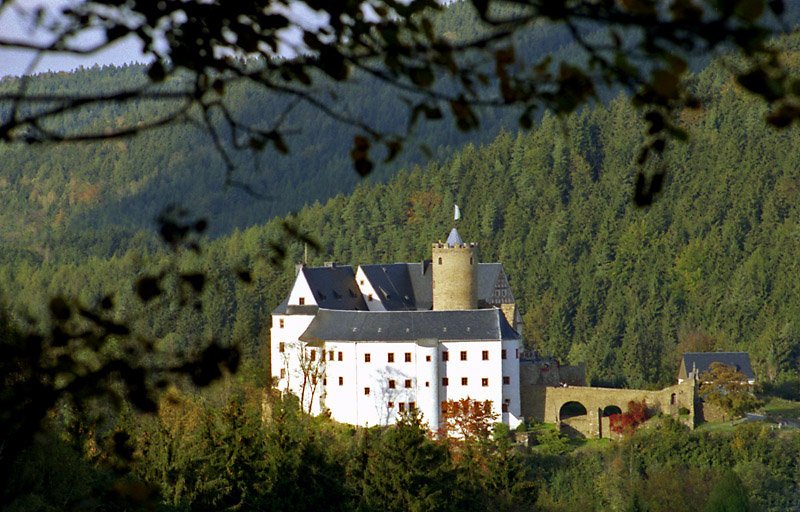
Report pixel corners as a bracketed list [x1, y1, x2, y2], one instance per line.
[609, 400, 649, 435]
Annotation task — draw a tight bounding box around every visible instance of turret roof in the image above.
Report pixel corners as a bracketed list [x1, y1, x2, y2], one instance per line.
[446, 227, 463, 247]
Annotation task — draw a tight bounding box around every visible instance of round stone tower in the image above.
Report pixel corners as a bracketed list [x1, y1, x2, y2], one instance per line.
[432, 227, 478, 310]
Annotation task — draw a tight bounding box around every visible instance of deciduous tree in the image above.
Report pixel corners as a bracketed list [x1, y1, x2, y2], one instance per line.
[440, 397, 498, 440]
[700, 362, 762, 417]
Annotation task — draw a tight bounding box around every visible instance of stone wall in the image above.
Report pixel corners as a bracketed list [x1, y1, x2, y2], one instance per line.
[520, 359, 586, 387]
[521, 379, 696, 438]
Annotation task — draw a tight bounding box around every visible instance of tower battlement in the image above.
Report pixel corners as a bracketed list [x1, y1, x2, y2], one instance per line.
[433, 241, 478, 249]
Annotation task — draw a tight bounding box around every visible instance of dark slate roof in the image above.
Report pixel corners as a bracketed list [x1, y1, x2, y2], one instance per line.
[682, 352, 755, 380]
[476, 263, 503, 300]
[359, 261, 506, 311]
[272, 297, 289, 315]
[359, 264, 418, 310]
[299, 308, 519, 344]
[302, 266, 367, 310]
[405, 262, 433, 310]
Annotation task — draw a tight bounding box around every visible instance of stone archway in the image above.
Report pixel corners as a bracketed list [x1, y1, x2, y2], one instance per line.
[559, 401, 588, 438]
[560, 401, 588, 420]
[602, 405, 622, 417]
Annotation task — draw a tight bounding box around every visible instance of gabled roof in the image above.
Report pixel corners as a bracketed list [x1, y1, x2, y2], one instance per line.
[299, 308, 519, 344]
[406, 261, 433, 310]
[302, 266, 367, 310]
[359, 264, 418, 310]
[682, 352, 755, 380]
[358, 261, 508, 312]
[477, 263, 504, 298]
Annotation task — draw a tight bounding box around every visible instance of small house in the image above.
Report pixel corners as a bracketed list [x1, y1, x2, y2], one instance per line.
[678, 352, 755, 385]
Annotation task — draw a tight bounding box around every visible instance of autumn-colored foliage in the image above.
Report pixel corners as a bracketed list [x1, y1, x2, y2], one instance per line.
[440, 398, 497, 440]
[608, 400, 649, 436]
[700, 362, 762, 417]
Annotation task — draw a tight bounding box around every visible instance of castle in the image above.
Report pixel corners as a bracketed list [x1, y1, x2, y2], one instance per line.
[271, 226, 703, 438]
[270, 227, 525, 431]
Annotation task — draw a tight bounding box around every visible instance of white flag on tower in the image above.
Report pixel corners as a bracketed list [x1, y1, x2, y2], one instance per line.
[454, 204, 461, 221]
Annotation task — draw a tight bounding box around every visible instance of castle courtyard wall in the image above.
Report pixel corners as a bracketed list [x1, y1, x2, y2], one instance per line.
[521, 378, 696, 438]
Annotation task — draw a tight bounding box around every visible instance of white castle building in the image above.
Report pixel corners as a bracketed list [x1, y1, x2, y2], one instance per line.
[270, 227, 524, 431]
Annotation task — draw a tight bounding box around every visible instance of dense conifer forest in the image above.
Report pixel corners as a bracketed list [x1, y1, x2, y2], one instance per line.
[5, 46, 800, 388]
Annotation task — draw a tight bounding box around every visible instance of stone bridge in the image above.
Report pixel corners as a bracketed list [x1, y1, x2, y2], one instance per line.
[521, 379, 696, 438]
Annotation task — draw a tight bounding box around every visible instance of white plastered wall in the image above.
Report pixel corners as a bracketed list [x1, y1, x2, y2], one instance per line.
[270, 312, 320, 413]
[287, 271, 317, 306]
[354, 267, 387, 311]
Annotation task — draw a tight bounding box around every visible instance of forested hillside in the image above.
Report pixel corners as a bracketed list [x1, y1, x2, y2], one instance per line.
[12, 0, 797, 264]
[0, 2, 604, 264]
[5, 48, 800, 389]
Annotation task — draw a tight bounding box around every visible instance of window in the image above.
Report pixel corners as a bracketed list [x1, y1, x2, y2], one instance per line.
[388, 353, 395, 363]
[404, 379, 412, 388]
[365, 353, 371, 363]
[279, 319, 284, 328]
[399, 403, 406, 412]
[442, 351, 449, 361]
[404, 352, 412, 362]
[310, 349, 316, 361]
[279, 342, 285, 353]
[364, 387, 370, 395]
[515, 349, 519, 359]
[425, 381, 430, 387]
[503, 376, 510, 385]
[329, 350, 334, 360]
[368, 294, 373, 301]
[425, 355, 431, 362]
[299, 297, 305, 305]
[360, 280, 364, 285]
[438, 257, 442, 264]
[338, 376, 344, 385]
[280, 368, 285, 379]
[441, 401, 448, 413]
[323, 378, 327, 386]
[470, 257, 473, 265]
[482, 350, 489, 360]
[408, 402, 416, 410]
[481, 378, 489, 387]
[501, 349, 507, 359]
[321, 351, 326, 361]
[442, 377, 449, 386]
[502, 403, 509, 413]
[461, 377, 468, 386]
[389, 379, 396, 389]
[460, 351, 467, 361]
[338, 351, 343, 361]
[388, 401, 394, 408]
